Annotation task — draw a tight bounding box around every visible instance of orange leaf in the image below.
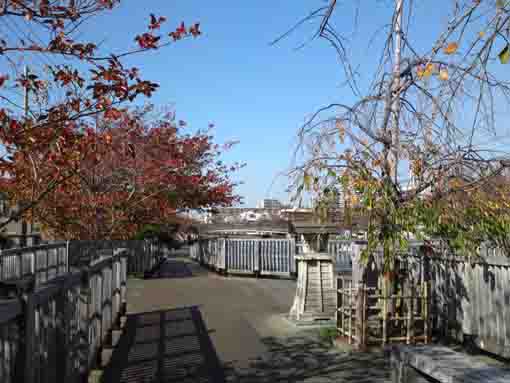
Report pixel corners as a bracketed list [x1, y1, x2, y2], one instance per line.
[443, 42, 458, 55]
[439, 68, 449, 81]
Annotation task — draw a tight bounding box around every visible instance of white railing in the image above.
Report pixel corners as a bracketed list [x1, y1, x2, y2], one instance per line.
[191, 238, 296, 277]
[327, 239, 354, 272]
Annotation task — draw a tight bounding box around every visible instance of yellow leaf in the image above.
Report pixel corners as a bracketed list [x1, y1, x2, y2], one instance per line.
[499, 44, 510, 64]
[478, 31, 485, 38]
[417, 63, 434, 79]
[443, 42, 458, 55]
[439, 68, 449, 81]
[304, 173, 311, 191]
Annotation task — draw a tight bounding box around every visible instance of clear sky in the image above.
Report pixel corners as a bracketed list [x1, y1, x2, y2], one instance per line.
[6, 1, 510, 207]
[80, 1, 374, 207]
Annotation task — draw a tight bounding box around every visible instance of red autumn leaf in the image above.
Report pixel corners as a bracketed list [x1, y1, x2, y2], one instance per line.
[104, 108, 122, 120]
[0, 75, 8, 87]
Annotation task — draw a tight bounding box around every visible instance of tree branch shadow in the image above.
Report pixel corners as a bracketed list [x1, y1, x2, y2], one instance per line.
[101, 306, 225, 383]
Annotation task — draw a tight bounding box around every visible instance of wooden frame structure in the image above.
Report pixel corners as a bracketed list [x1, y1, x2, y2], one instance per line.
[337, 275, 430, 348]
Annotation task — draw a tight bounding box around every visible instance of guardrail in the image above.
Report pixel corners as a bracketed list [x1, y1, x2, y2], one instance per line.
[0, 240, 165, 383]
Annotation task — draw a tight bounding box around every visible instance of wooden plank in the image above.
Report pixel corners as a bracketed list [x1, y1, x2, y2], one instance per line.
[391, 345, 510, 383]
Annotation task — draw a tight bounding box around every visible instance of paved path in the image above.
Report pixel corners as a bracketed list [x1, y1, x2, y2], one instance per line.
[102, 252, 390, 382]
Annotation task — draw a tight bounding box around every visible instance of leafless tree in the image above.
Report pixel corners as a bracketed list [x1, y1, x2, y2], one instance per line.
[280, 0, 510, 263]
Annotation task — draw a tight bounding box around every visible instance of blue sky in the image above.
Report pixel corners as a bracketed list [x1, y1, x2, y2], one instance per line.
[81, 1, 380, 207]
[4, 1, 510, 206]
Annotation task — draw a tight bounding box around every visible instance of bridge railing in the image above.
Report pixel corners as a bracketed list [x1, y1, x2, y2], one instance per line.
[0, 240, 165, 383]
[191, 238, 296, 277]
[0, 242, 69, 285]
[327, 240, 354, 273]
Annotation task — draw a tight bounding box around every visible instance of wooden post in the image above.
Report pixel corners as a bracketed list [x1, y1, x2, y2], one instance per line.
[407, 285, 414, 344]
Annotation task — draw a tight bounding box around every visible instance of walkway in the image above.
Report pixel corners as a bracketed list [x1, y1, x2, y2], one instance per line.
[101, 249, 390, 382]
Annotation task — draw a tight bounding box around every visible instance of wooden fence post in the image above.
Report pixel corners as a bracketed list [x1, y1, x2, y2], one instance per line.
[355, 282, 367, 350]
[22, 280, 36, 383]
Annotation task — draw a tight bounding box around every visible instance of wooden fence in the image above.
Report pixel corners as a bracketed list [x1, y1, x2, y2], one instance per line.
[0, 240, 164, 383]
[333, 239, 510, 358]
[190, 238, 296, 277]
[425, 254, 510, 358]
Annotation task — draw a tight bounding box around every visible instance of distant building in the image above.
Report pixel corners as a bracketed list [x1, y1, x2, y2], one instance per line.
[256, 199, 283, 210]
[212, 207, 279, 224]
[279, 208, 315, 223]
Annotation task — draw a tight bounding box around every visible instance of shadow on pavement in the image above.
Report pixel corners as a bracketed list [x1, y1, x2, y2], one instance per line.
[101, 306, 225, 383]
[147, 259, 195, 279]
[223, 335, 390, 383]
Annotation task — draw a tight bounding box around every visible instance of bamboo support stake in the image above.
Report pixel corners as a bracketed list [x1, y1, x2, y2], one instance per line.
[424, 281, 430, 344]
[363, 286, 368, 347]
[348, 286, 353, 344]
[355, 283, 366, 350]
[336, 277, 340, 334]
[407, 286, 414, 344]
[382, 281, 388, 346]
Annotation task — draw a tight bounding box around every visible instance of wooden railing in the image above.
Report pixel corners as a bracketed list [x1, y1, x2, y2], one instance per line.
[0, 240, 165, 383]
[0, 242, 69, 285]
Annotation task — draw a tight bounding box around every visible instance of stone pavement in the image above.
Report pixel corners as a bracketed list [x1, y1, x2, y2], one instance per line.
[101, 251, 391, 382]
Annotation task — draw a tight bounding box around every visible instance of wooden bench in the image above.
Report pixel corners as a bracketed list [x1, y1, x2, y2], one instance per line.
[391, 345, 510, 383]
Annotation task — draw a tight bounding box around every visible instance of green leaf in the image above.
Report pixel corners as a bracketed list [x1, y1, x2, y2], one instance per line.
[303, 173, 311, 191]
[499, 44, 510, 64]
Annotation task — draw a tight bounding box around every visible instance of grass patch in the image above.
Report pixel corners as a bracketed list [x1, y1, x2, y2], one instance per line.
[318, 326, 338, 346]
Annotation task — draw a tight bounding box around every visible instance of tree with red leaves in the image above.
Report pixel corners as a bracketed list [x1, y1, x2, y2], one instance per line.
[5, 105, 241, 239]
[0, 1, 239, 238]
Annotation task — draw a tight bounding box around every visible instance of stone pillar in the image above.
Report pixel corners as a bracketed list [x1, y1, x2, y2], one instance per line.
[289, 253, 336, 325]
